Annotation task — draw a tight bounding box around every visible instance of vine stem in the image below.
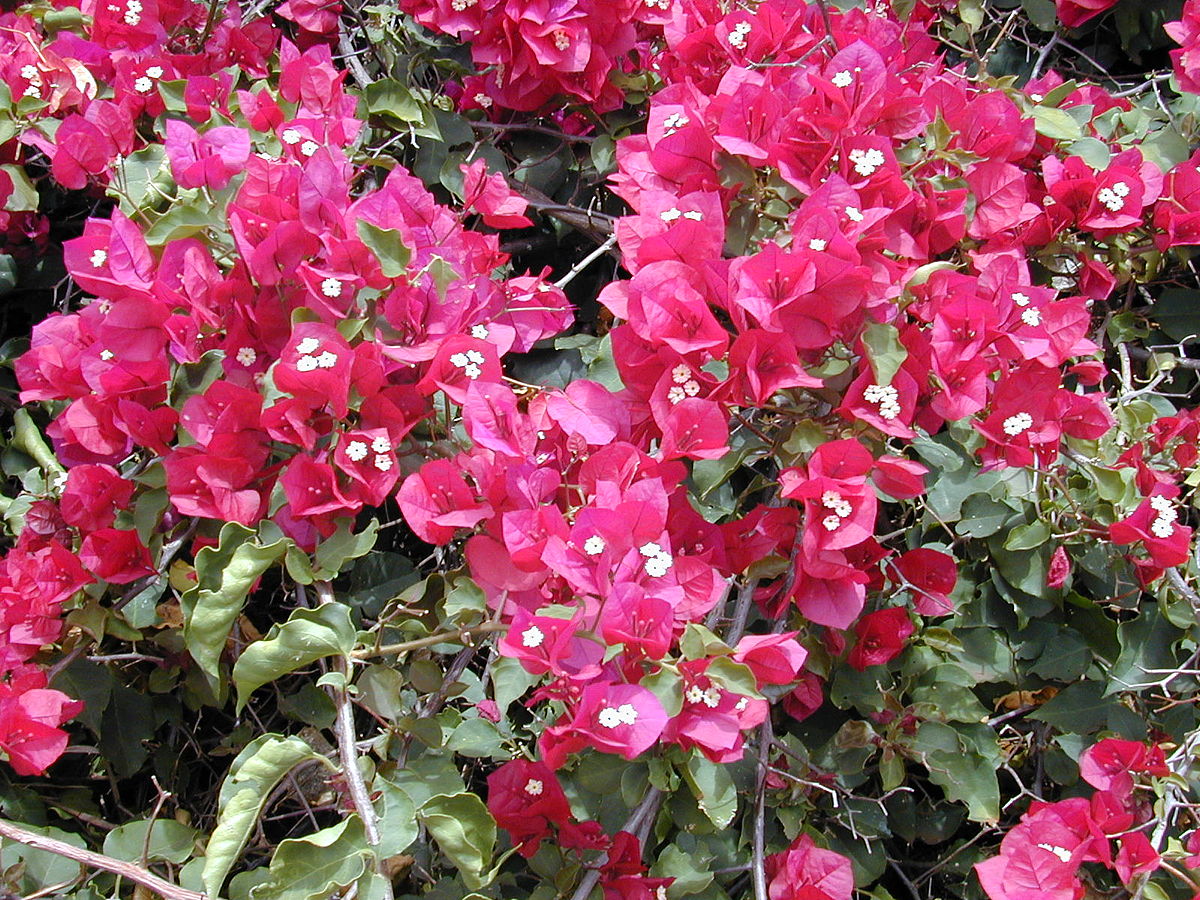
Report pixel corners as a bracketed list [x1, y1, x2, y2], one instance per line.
[314, 582, 385, 873]
[752, 718, 773, 900]
[0, 818, 208, 900]
[352, 622, 508, 659]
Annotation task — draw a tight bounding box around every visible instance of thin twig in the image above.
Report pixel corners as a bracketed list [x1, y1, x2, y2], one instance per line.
[555, 234, 618, 289]
[0, 818, 208, 900]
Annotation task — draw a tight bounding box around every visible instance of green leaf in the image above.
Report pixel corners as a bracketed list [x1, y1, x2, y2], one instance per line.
[355, 221, 412, 278]
[364, 79, 426, 124]
[374, 776, 419, 858]
[1, 165, 39, 212]
[419, 793, 496, 890]
[1031, 680, 1124, 734]
[490, 655, 538, 715]
[204, 735, 332, 899]
[861, 322, 907, 387]
[103, 820, 198, 864]
[182, 523, 289, 679]
[112, 145, 169, 214]
[704, 657, 764, 700]
[313, 519, 380, 581]
[232, 604, 357, 710]
[1032, 107, 1083, 142]
[1004, 521, 1049, 551]
[913, 722, 1000, 823]
[682, 756, 738, 829]
[250, 817, 370, 900]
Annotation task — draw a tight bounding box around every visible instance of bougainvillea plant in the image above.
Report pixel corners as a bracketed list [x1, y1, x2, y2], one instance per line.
[4, 0, 1200, 899]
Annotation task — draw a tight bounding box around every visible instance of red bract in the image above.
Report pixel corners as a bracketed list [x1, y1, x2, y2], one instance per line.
[78, 528, 155, 584]
[848, 608, 914, 671]
[274, 323, 355, 418]
[486, 759, 573, 857]
[540, 682, 668, 768]
[766, 834, 854, 900]
[889, 548, 956, 616]
[0, 673, 83, 776]
[1109, 486, 1193, 571]
[1055, 0, 1119, 27]
[164, 120, 251, 190]
[461, 160, 533, 229]
[732, 633, 807, 686]
[396, 459, 493, 545]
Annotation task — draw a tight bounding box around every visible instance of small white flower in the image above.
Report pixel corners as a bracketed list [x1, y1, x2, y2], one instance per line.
[134, 76, 154, 93]
[660, 207, 683, 223]
[315, 351, 339, 369]
[1096, 186, 1125, 213]
[616, 703, 639, 725]
[19, 65, 37, 80]
[845, 206, 864, 222]
[1020, 308, 1042, 327]
[734, 697, 748, 711]
[848, 147, 885, 177]
[1110, 181, 1130, 198]
[671, 364, 691, 384]
[583, 535, 606, 556]
[473, 92, 493, 108]
[831, 70, 853, 87]
[682, 210, 704, 221]
[644, 551, 673, 577]
[1002, 412, 1034, 436]
[809, 238, 827, 251]
[374, 454, 393, 472]
[449, 352, 469, 367]
[99, 349, 114, 361]
[296, 355, 319, 372]
[682, 379, 700, 397]
[1012, 292, 1030, 306]
[598, 707, 623, 728]
[553, 28, 571, 50]
[701, 687, 721, 708]
[321, 277, 342, 298]
[371, 436, 391, 453]
[145, 65, 164, 78]
[521, 626, 545, 648]
[463, 364, 482, 379]
[300, 140, 320, 157]
[236, 347, 257, 367]
[1150, 495, 1175, 513]
[667, 385, 687, 405]
[822, 515, 842, 531]
[662, 112, 689, 135]
[90, 249, 108, 268]
[471, 324, 489, 339]
[862, 383, 901, 420]
[685, 685, 705, 704]
[728, 23, 751, 49]
[1151, 519, 1176, 538]
[822, 490, 843, 509]
[465, 350, 485, 365]
[345, 441, 369, 461]
[524, 778, 544, 796]
[281, 128, 302, 145]
[451, 0, 476, 8]
[640, 542, 663, 558]
[296, 337, 321, 355]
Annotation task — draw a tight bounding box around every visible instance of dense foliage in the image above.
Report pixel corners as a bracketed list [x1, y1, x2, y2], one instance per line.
[4, 0, 1200, 899]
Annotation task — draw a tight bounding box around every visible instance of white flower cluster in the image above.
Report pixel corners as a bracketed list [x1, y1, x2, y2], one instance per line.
[449, 349, 486, 379]
[644, 0, 670, 9]
[552, 29, 571, 51]
[1149, 494, 1178, 539]
[662, 112, 689, 136]
[659, 207, 704, 223]
[342, 435, 393, 472]
[451, 0, 476, 9]
[1037, 844, 1072, 864]
[820, 490, 853, 532]
[845, 205, 864, 222]
[640, 541, 674, 578]
[597, 703, 639, 728]
[1097, 181, 1130, 213]
[685, 684, 722, 708]
[1002, 411, 1034, 436]
[667, 364, 701, 405]
[863, 383, 900, 421]
[728, 22, 752, 49]
[20, 64, 41, 98]
[294, 336, 339, 372]
[134, 65, 164, 94]
[849, 147, 885, 177]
